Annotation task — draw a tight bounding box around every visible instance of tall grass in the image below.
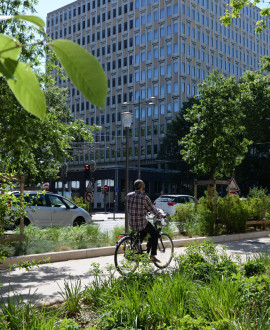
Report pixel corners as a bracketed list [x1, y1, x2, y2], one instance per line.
[5, 224, 125, 256]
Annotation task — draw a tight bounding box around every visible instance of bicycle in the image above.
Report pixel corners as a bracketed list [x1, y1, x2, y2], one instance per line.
[114, 213, 174, 275]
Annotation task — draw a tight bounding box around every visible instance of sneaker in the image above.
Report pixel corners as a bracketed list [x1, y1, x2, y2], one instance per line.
[150, 255, 161, 263]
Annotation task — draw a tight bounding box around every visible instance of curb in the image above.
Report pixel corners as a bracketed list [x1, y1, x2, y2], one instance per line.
[1, 230, 269, 270]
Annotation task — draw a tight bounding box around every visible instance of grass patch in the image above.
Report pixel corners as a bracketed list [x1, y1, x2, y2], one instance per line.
[4, 224, 124, 256]
[1, 240, 270, 329]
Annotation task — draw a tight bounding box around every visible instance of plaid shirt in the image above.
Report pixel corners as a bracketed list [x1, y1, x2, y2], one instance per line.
[126, 190, 163, 231]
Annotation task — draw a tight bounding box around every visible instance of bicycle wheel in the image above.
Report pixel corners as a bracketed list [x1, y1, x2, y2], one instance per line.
[114, 236, 139, 275]
[154, 233, 174, 269]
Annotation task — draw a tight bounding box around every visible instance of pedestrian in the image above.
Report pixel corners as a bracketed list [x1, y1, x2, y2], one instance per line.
[126, 179, 166, 262]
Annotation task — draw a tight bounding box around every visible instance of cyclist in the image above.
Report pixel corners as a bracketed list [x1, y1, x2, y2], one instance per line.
[126, 179, 166, 262]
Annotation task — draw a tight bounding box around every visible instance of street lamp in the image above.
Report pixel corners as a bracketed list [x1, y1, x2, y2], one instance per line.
[121, 111, 133, 233]
[122, 96, 156, 179]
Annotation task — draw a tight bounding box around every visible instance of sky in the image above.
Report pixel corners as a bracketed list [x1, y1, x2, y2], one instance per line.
[35, 0, 268, 23]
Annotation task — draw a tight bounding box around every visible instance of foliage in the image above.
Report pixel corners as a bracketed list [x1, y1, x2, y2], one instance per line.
[180, 71, 252, 179]
[172, 203, 196, 234]
[1, 241, 270, 329]
[0, 86, 98, 183]
[73, 197, 88, 212]
[173, 191, 270, 236]
[220, 0, 270, 33]
[5, 224, 126, 256]
[58, 279, 83, 316]
[244, 258, 266, 277]
[235, 66, 270, 193]
[0, 12, 107, 118]
[216, 195, 249, 233]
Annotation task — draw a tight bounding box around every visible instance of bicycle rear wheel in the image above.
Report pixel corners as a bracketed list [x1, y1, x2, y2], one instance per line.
[154, 233, 174, 269]
[114, 236, 139, 275]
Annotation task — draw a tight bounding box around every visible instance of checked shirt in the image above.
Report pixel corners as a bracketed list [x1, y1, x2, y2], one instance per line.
[126, 190, 163, 231]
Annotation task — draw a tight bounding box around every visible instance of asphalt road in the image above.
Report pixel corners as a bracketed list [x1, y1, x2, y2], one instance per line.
[1, 236, 269, 307]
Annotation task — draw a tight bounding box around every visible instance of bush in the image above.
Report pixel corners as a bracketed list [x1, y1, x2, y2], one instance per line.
[73, 197, 89, 212]
[172, 203, 196, 234]
[248, 197, 267, 220]
[216, 195, 249, 233]
[244, 259, 266, 277]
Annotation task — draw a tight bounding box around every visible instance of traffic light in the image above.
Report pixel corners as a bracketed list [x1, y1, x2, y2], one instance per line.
[84, 165, 90, 180]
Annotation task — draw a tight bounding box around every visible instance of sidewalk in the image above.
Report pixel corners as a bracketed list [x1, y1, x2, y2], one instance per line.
[92, 212, 125, 222]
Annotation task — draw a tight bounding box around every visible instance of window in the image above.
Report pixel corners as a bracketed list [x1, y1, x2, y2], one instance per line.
[160, 47, 165, 57]
[173, 22, 178, 33]
[173, 61, 178, 72]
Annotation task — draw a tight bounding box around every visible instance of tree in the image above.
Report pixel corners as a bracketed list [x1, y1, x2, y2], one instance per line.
[0, 84, 97, 184]
[180, 71, 252, 180]
[234, 60, 270, 192]
[220, 1, 270, 33]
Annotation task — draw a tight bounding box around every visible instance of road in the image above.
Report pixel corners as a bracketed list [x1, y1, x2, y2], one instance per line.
[0, 236, 269, 307]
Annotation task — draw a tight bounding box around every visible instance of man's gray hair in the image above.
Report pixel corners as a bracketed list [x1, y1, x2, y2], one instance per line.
[134, 179, 145, 190]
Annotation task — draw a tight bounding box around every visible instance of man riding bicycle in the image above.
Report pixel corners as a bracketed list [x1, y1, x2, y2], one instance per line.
[126, 179, 166, 263]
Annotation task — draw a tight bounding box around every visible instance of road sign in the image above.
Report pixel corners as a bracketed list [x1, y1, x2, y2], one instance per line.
[43, 183, 49, 190]
[230, 191, 239, 197]
[85, 191, 94, 203]
[115, 187, 119, 193]
[229, 177, 240, 192]
[86, 182, 93, 192]
[104, 185, 108, 191]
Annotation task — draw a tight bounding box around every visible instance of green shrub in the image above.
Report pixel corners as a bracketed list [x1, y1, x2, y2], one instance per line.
[244, 259, 266, 277]
[216, 195, 249, 233]
[172, 203, 196, 234]
[248, 197, 266, 220]
[73, 197, 89, 212]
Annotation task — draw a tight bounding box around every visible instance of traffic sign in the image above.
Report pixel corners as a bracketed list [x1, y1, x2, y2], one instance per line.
[230, 191, 239, 197]
[86, 182, 93, 192]
[104, 185, 108, 191]
[85, 191, 94, 203]
[43, 183, 49, 190]
[229, 177, 240, 192]
[115, 187, 119, 193]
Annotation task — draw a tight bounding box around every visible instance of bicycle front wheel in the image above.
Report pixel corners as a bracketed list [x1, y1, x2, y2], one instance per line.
[154, 233, 174, 269]
[114, 236, 139, 275]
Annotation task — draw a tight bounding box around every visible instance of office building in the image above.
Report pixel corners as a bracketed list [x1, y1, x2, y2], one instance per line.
[47, 0, 269, 209]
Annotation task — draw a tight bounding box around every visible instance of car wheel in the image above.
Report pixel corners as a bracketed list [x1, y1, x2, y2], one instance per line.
[73, 217, 86, 226]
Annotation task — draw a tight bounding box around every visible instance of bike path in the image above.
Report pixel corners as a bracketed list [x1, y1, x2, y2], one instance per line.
[1, 237, 269, 307]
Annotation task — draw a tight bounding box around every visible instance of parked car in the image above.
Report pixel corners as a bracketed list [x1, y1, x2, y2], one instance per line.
[5, 191, 92, 229]
[153, 194, 195, 216]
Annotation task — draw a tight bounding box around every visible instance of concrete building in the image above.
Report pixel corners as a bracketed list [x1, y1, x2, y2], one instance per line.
[46, 0, 269, 210]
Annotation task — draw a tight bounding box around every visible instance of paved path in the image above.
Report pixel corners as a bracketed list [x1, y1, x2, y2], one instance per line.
[1, 236, 269, 306]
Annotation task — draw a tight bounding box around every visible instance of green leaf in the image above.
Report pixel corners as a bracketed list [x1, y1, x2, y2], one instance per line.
[50, 39, 108, 109]
[5, 59, 46, 119]
[0, 34, 21, 60]
[13, 15, 45, 30]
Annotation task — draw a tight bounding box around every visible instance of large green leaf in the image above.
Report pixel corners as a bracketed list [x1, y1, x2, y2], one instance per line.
[5, 59, 46, 120]
[50, 39, 108, 109]
[0, 34, 21, 78]
[0, 34, 21, 60]
[13, 15, 45, 30]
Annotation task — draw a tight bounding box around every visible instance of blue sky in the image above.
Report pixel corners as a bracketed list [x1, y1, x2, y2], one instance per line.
[35, 0, 267, 23]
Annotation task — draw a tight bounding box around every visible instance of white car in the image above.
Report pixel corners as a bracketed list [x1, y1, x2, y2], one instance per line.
[153, 194, 195, 216]
[6, 192, 92, 228]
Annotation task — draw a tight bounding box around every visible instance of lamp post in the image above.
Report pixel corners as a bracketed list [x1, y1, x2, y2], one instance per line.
[121, 111, 133, 233]
[122, 96, 156, 179]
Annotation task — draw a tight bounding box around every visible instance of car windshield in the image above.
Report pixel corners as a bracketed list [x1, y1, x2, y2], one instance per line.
[62, 197, 78, 209]
[156, 196, 175, 202]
